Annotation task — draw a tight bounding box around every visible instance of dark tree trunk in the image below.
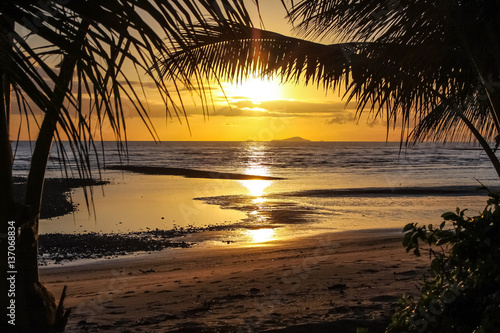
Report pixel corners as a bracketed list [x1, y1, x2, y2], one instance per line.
[15, 101, 66, 333]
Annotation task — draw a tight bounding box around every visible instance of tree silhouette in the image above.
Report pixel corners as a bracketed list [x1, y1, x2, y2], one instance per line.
[0, 1, 251, 332]
[163, 0, 500, 176]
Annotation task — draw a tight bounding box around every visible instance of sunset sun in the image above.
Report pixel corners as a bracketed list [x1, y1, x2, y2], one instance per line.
[222, 76, 284, 103]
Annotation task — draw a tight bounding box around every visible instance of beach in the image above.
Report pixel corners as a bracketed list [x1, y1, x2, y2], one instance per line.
[41, 229, 430, 332]
[6, 3, 500, 331]
[25, 141, 494, 331]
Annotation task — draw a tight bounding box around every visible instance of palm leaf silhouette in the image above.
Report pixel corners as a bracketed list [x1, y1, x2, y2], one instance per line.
[161, 0, 500, 175]
[0, 1, 253, 331]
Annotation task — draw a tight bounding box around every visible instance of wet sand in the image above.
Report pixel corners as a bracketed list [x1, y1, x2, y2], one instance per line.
[41, 229, 430, 332]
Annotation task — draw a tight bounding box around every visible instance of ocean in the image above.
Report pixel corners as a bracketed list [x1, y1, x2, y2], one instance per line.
[12, 141, 500, 244]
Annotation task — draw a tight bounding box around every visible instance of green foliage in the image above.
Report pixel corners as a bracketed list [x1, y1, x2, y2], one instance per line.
[387, 193, 500, 333]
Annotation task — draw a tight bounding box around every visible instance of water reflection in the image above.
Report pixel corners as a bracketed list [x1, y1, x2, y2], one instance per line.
[238, 144, 276, 243]
[241, 178, 271, 198]
[239, 144, 273, 203]
[246, 228, 275, 243]
[239, 171, 271, 219]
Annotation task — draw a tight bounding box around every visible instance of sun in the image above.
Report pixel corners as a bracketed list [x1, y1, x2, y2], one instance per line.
[222, 76, 284, 103]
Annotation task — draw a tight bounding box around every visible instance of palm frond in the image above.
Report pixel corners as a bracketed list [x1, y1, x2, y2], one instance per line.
[161, 21, 491, 143]
[0, 0, 256, 212]
[283, 0, 500, 137]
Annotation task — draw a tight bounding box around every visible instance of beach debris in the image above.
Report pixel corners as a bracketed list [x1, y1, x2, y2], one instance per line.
[249, 288, 261, 295]
[139, 269, 156, 274]
[328, 283, 347, 291]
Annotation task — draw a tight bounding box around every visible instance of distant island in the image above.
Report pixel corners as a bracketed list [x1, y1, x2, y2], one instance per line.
[272, 136, 311, 142]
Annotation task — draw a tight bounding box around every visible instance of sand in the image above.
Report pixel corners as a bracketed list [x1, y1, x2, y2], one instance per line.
[40, 229, 430, 332]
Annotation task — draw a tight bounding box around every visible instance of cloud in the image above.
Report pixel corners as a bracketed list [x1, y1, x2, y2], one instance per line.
[257, 100, 356, 115]
[126, 98, 358, 121]
[210, 99, 357, 119]
[212, 107, 274, 117]
[232, 100, 259, 109]
[118, 80, 219, 93]
[325, 112, 355, 125]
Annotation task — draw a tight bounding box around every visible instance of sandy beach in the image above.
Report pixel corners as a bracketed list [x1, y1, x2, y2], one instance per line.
[41, 229, 430, 332]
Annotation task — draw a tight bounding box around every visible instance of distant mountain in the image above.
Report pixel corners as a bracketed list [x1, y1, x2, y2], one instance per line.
[272, 136, 311, 142]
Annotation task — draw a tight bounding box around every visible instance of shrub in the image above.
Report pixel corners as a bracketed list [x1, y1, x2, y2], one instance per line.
[387, 193, 500, 333]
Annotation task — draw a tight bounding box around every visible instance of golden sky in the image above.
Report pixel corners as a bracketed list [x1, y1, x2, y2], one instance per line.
[133, 1, 402, 142]
[11, 1, 402, 142]
[120, 76, 399, 142]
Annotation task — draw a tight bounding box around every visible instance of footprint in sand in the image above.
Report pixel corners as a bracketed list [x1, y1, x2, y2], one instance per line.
[369, 295, 400, 303]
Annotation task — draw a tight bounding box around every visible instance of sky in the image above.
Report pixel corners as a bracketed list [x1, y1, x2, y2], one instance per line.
[121, 1, 400, 142]
[11, 1, 402, 142]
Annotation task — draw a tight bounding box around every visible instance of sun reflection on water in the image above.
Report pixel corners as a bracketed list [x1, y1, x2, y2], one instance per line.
[252, 197, 266, 204]
[240, 178, 271, 197]
[238, 144, 279, 244]
[239, 161, 272, 200]
[246, 228, 275, 243]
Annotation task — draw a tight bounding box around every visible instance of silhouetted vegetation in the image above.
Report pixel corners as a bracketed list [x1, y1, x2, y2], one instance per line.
[388, 192, 500, 332]
[0, 2, 252, 332]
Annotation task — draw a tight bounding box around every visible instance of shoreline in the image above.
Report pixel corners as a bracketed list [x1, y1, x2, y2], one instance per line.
[38, 225, 239, 265]
[13, 177, 109, 219]
[41, 228, 430, 332]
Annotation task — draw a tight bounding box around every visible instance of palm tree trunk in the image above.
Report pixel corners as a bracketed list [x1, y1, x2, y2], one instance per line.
[455, 108, 500, 180]
[16, 23, 89, 332]
[15, 112, 61, 332]
[433, 89, 500, 179]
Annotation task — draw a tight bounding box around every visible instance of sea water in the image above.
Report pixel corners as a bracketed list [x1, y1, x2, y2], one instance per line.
[12, 141, 500, 243]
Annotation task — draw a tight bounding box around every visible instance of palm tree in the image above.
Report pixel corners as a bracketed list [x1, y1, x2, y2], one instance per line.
[0, 1, 252, 332]
[162, 0, 500, 177]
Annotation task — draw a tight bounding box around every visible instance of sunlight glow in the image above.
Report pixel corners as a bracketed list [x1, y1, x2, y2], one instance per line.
[239, 163, 272, 200]
[252, 197, 267, 204]
[246, 228, 275, 243]
[239, 145, 273, 199]
[223, 76, 284, 103]
[241, 179, 271, 198]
